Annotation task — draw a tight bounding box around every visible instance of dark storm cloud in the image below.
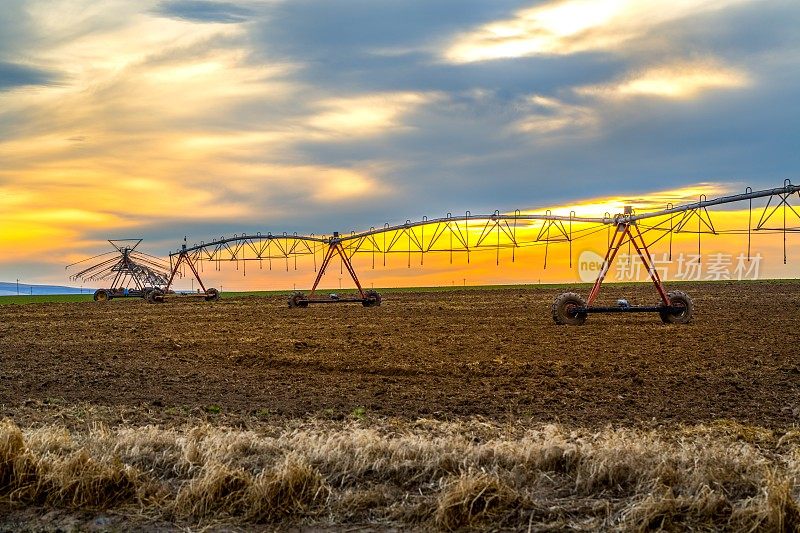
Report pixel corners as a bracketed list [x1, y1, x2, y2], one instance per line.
[245, 0, 619, 95]
[0, 61, 56, 90]
[644, 0, 800, 60]
[254, 0, 527, 56]
[221, 0, 799, 218]
[281, 50, 625, 98]
[155, 0, 255, 24]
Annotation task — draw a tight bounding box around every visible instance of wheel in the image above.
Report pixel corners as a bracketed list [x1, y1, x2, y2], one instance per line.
[659, 290, 693, 324]
[147, 289, 165, 304]
[93, 289, 110, 302]
[362, 290, 382, 307]
[552, 292, 587, 325]
[204, 288, 220, 302]
[142, 288, 153, 301]
[288, 291, 308, 308]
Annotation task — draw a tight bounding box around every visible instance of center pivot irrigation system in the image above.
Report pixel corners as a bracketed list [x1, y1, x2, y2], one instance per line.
[70, 181, 800, 324]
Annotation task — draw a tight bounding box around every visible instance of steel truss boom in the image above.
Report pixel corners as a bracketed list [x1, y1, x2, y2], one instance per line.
[175, 181, 800, 258]
[624, 181, 800, 223]
[167, 179, 799, 314]
[176, 214, 606, 257]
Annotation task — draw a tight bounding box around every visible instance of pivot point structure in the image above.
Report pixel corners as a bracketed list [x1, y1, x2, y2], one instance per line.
[67, 239, 170, 301]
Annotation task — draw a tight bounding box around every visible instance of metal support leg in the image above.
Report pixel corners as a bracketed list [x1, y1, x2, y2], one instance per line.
[309, 242, 366, 299]
[163, 253, 184, 292]
[630, 224, 670, 305]
[183, 253, 208, 293]
[336, 243, 366, 298]
[587, 223, 629, 305]
[585, 222, 671, 307]
[164, 252, 209, 294]
[308, 244, 339, 299]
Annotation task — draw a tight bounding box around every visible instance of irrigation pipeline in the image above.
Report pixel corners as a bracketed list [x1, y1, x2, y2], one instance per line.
[174, 181, 800, 258]
[68, 179, 799, 318]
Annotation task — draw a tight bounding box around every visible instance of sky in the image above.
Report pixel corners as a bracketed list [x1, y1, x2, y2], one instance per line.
[0, 0, 799, 291]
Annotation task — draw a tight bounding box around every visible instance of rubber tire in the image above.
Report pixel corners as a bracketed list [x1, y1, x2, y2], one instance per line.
[142, 288, 153, 301]
[288, 291, 308, 308]
[552, 292, 588, 326]
[659, 290, 693, 324]
[205, 288, 220, 302]
[147, 289, 164, 304]
[93, 289, 110, 302]
[362, 290, 382, 307]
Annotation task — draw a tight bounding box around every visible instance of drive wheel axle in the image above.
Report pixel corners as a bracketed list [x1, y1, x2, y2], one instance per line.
[659, 290, 693, 324]
[362, 290, 382, 307]
[288, 291, 309, 308]
[552, 292, 587, 326]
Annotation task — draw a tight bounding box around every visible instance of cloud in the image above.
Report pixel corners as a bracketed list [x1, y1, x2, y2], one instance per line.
[0, 61, 56, 90]
[155, 1, 256, 24]
[576, 60, 750, 99]
[310, 167, 388, 202]
[306, 93, 436, 138]
[514, 95, 598, 137]
[444, 0, 753, 62]
[549, 182, 735, 217]
[253, 0, 524, 58]
[0, 1, 36, 52]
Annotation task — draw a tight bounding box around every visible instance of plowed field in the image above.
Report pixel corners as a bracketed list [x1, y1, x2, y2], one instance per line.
[1, 282, 798, 428]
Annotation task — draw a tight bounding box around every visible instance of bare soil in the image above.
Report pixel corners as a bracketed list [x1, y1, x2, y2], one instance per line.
[1, 282, 799, 428]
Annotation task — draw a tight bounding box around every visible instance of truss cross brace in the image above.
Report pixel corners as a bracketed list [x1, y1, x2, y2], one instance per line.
[309, 238, 365, 299]
[165, 249, 207, 294]
[587, 221, 670, 306]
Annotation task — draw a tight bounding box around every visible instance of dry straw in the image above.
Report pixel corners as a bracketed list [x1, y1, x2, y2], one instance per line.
[1, 418, 799, 530]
